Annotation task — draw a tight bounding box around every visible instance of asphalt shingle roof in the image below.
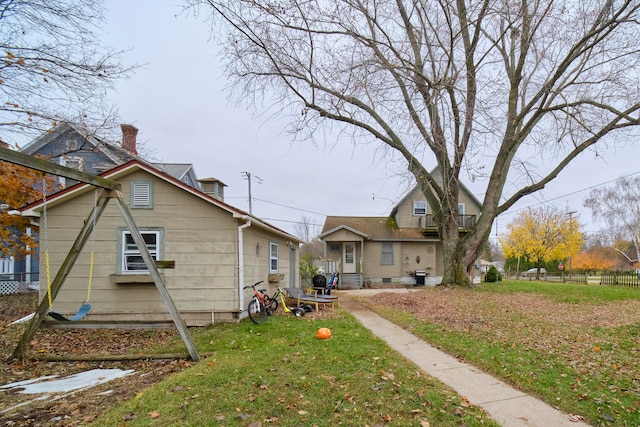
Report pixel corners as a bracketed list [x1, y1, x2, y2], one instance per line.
[322, 216, 429, 240]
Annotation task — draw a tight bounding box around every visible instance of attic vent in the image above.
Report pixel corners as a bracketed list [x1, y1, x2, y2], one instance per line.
[131, 181, 153, 209]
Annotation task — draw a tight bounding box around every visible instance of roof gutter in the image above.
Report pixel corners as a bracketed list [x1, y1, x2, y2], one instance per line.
[237, 217, 252, 312]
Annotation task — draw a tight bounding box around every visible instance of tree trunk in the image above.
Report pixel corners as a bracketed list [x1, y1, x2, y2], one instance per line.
[439, 214, 471, 287]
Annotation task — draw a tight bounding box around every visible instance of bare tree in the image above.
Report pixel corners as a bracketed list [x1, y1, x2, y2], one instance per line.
[293, 215, 320, 244]
[584, 176, 640, 264]
[191, 0, 640, 286]
[0, 0, 134, 145]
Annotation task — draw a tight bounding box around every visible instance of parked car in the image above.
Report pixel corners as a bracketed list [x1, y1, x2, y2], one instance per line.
[521, 268, 546, 278]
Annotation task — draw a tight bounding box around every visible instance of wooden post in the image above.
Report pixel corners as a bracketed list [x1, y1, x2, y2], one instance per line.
[113, 195, 200, 362]
[11, 191, 111, 360]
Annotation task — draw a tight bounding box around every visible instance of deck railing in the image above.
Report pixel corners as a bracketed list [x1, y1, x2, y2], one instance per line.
[420, 214, 477, 229]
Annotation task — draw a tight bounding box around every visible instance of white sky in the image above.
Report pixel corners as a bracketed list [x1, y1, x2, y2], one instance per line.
[101, 1, 640, 240]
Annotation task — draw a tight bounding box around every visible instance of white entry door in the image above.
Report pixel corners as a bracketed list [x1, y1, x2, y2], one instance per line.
[343, 243, 356, 273]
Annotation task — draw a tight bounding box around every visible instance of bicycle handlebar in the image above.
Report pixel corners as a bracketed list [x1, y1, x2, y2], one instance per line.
[242, 280, 265, 290]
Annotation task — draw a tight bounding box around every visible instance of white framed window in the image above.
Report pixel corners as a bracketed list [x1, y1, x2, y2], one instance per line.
[381, 242, 393, 265]
[120, 229, 162, 273]
[58, 156, 83, 187]
[458, 203, 466, 215]
[413, 200, 427, 216]
[65, 139, 78, 150]
[131, 181, 154, 209]
[269, 242, 279, 273]
[1, 256, 14, 274]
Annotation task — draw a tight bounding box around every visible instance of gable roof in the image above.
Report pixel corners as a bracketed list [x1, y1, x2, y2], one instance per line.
[390, 166, 483, 217]
[20, 122, 136, 166]
[320, 216, 434, 241]
[20, 159, 302, 243]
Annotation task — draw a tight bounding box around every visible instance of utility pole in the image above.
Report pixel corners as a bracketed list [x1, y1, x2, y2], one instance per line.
[242, 171, 262, 214]
[567, 211, 577, 271]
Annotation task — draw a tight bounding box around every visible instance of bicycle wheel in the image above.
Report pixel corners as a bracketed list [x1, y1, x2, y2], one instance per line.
[248, 297, 267, 324]
[265, 297, 279, 315]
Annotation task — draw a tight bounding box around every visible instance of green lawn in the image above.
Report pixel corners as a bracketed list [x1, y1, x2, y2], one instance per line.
[92, 281, 640, 426]
[363, 281, 640, 427]
[92, 311, 498, 426]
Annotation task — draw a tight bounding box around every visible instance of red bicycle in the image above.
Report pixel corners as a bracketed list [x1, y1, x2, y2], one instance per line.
[243, 281, 278, 324]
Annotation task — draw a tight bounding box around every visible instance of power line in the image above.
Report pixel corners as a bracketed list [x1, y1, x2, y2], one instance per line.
[253, 197, 327, 217]
[506, 170, 640, 215]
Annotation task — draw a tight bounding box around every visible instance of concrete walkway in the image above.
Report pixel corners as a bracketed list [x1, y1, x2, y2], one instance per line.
[337, 289, 590, 427]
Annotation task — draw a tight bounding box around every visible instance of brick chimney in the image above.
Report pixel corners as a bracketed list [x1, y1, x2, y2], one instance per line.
[120, 124, 138, 155]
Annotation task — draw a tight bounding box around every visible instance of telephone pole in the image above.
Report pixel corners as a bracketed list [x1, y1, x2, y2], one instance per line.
[567, 211, 577, 271]
[242, 171, 262, 214]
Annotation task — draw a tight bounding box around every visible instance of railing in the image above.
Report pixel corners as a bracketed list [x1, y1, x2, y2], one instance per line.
[420, 215, 477, 229]
[600, 271, 640, 287]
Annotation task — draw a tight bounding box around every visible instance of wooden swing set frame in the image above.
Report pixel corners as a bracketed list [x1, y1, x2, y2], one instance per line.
[0, 146, 200, 362]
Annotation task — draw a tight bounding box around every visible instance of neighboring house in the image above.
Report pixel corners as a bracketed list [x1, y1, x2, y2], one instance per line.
[0, 123, 203, 292]
[19, 159, 302, 324]
[320, 177, 482, 288]
[20, 122, 201, 190]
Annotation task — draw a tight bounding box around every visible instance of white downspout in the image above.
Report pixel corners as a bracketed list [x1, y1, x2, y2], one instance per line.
[238, 219, 252, 312]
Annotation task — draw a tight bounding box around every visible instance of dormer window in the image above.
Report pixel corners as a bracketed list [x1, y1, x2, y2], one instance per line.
[413, 200, 427, 216]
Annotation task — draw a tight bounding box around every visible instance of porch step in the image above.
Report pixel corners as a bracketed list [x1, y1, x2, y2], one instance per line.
[339, 273, 361, 289]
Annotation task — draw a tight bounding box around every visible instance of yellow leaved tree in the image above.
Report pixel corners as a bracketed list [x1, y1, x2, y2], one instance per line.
[500, 207, 583, 278]
[0, 153, 59, 259]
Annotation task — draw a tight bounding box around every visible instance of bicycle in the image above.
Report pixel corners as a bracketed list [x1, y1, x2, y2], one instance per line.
[243, 281, 278, 324]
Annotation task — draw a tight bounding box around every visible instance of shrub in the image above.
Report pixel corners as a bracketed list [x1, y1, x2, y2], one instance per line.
[485, 265, 502, 282]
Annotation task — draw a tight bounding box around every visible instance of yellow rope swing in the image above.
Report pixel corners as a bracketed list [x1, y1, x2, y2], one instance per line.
[43, 180, 96, 321]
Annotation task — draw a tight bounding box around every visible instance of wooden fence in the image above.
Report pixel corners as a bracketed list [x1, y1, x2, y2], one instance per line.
[600, 271, 640, 287]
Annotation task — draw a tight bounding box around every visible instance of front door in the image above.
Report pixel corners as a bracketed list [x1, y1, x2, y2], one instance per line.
[343, 243, 356, 273]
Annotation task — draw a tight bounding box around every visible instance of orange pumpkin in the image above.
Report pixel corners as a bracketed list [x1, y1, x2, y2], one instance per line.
[316, 327, 332, 340]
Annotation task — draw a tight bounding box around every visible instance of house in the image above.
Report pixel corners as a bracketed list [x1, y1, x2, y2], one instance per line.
[0, 123, 202, 293]
[20, 122, 201, 190]
[19, 159, 302, 324]
[319, 179, 482, 288]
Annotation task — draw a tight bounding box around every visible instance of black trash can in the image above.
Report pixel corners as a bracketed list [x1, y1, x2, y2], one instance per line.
[414, 270, 426, 286]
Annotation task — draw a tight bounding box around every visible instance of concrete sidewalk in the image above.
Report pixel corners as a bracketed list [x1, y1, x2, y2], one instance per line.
[337, 291, 590, 427]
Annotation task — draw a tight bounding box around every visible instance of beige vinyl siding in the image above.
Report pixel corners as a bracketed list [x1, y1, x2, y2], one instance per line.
[394, 187, 425, 228]
[362, 241, 400, 278]
[362, 241, 438, 280]
[41, 170, 241, 320]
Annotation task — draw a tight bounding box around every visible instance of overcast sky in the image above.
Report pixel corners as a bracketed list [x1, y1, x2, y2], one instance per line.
[101, 1, 640, 241]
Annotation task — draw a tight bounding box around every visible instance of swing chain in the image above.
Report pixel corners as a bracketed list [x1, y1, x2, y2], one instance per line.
[42, 177, 52, 310]
[86, 189, 98, 303]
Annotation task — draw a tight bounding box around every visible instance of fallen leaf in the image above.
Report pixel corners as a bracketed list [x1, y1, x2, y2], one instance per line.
[147, 411, 160, 419]
[569, 414, 585, 422]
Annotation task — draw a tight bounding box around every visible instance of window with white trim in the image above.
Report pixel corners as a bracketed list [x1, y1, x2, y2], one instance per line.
[131, 181, 154, 209]
[269, 242, 279, 273]
[120, 229, 161, 273]
[58, 156, 83, 187]
[413, 200, 427, 216]
[458, 203, 466, 215]
[381, 242, 393, 265]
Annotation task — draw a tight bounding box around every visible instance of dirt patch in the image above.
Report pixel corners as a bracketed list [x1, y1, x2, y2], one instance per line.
[0, 292, 193, 426]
